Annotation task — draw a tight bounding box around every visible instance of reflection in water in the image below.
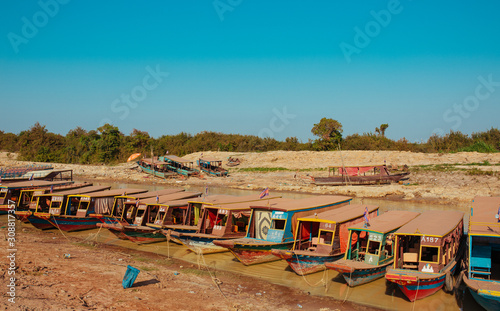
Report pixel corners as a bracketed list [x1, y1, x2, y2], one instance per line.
[68, 180, 474, 310]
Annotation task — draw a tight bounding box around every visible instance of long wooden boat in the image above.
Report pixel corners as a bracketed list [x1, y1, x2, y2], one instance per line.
[213, 195, 353, 265]
[137, 158, 176, 179]
[0, 180, 75, 214]
[170, 199, 282, 254]
[38, 188, 147, 232]
[103, 191, 202, 244]
[325, 210, 420, 286]
[385, 210, 464, 302]
[159, 155, 199, 177]
[23, 186, 111, 230]
[271, 204, 379, 275]
[462, 196, 500, 311]
[0, 168, 74, 182]
[198, 157, 228, 177]
[312, 165, 409, 186]
[93, 188, 185, 227]
[161, 194, 282, 243]
[0, 164, 52, 180]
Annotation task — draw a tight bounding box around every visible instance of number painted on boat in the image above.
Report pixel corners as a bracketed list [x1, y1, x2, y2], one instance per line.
[1, 189, 7, 192]
[49, 209, 58, 215]
[218, 209, 228, 215]
[421, 235, 441, 245]
[52, 196, 63, 202]
[34, 191, 45, 196]
[159, 207, 166, 212]
[81, 197, 91, 202]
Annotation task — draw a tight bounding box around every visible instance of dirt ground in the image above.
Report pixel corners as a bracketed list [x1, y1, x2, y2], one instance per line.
[0, 223, 377, 311]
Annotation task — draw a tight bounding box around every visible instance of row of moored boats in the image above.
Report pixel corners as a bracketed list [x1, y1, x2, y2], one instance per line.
[1, 179, 498, 310]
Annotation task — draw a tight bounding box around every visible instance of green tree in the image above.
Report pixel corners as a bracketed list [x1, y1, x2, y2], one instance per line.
[96, 124, 123, 163]
[375, 123, 389, 137]
[311, 118, 343, 150]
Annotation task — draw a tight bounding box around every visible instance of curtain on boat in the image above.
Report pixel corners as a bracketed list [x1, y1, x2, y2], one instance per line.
[254, 210, 272, 240]
[94, 197, 114, 215]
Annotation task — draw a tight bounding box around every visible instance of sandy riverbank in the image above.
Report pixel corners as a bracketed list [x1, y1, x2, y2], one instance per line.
[2, 150, 499, 205]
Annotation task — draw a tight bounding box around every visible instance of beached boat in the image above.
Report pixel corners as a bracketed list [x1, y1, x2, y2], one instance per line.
[23, 186, 111, 230]
[198, 157, 228, 177]
[39, 188, 147, 232]
[271, 204, 379, 275]
[213, 195, 352, 265]
[325, 210, 420, 286]
[385, 210, 464, 301]
[1, 167, 74, 182]
[159, 155, 199, 177]
[226, 157, 240, 167]
[137, 158, 176, 179]
[462, 196, 500, 311]
[312, 165, 409, 186]
[0, 164, 52, 180]
[93, 188, 185, 227]
[0, 180, 75, 214]
[170, 199, 283, 254]
[103, 191, 202, 244]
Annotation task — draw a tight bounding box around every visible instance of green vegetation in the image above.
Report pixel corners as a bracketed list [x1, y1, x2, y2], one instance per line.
[0, 121, 499, 165]
[180, 268, 210, 276]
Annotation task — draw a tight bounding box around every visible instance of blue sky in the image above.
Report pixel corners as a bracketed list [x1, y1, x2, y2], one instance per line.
[1, 1, 499, 142]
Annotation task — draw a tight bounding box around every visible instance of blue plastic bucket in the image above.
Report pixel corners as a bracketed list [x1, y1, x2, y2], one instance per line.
[122, 265, 140, 289]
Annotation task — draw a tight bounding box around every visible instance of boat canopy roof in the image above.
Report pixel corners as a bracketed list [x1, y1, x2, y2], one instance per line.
[188, 193, 282, 205]
[250, 195, 352, 212]
[209, 198, 282, 211]
[69, 188, 147, 198]
[199, 157, 222, 163]
[298, 204, 379, 224]
[132, 188, 184, 199]
[469, 196, 500, 236]
[327, 165, 386, 168]
[164, 155, 193, 164]
[36, 186, 111, 197]
[141, 158, 169, 165]
[139, 191, 202, 205]
[348, 210, 420, 234]
[395, 210, 464, 237]
[0, 180, 73, 189]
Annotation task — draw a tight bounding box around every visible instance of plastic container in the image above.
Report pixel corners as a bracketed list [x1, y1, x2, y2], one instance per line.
[122, 265, 140, 289]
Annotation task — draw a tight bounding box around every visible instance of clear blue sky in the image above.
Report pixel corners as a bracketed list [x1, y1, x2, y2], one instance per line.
[1, 1, 499, 142]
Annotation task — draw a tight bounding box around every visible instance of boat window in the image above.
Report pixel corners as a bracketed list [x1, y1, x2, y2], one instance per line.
[367, 240, 381, 255]
[420, 246, 439, 263]
[0, 190, 7, 199]
[319, 230, 334, 245]
[215, 214, 228, 226]
[272, 219, 286, 230]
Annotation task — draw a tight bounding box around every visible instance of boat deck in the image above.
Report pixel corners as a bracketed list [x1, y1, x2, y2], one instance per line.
[334, 258, 391, 270]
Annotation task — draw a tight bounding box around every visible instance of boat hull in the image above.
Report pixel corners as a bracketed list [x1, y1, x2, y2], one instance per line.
[469, 289, 500, 311]
[26, 215, 55, 230]
[49, 216, 100, 232]
[386, 264, 456, 302]
[215, 240, 293, 265]
[116, 227, 166, 244]
[326, 261, 392, 287]
[272, 250, 343, 275]
[177, 235, 230, 254]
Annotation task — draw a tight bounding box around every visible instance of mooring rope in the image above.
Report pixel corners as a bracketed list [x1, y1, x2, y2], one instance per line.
[342, 269, 353, 304]
[412, 277, 420, 311]
[294, 252, 329, 287]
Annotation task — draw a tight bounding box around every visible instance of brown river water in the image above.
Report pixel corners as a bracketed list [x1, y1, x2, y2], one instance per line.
[30, 181, 485, 310]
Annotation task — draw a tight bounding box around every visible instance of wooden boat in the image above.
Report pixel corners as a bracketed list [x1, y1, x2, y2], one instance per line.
[0, 164, 52, 180]
[0, 168, 74, 182]
[14, 182, 93, 222]
[226, 157, 240, 167]
[213, 195, 353, 265]
[23, 186, 111, 230]
[93, 188, 185, 227]
[137, 158, 176, 179]
[462, 196, 500, 311]
[159, 155, 199, 177]
[170, 198, 282, 254]
[312, 165, 409, 186]
[385, 210, 464, 301]
[325, 210, 420, 286]
[198, 157, 228, 177]
[271, 204, 379, 275]
[38, 188, 147, 232]
[161, 194, 282, 243]
[0, 180, 75, 214]
[103, 191, 202, 244]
